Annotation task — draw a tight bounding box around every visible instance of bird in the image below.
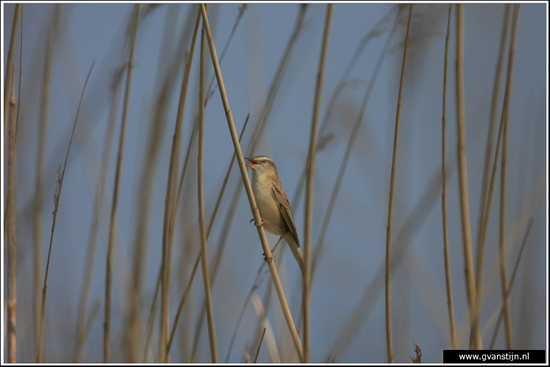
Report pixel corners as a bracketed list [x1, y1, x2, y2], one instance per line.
[245, 155, 305, 277]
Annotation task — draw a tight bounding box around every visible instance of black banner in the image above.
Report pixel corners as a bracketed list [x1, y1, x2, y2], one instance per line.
[443, 350, 546, 364]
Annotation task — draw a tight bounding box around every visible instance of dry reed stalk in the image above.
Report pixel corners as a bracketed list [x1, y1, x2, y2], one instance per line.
[166, 114, 249, 358]
[197, 11, 219, 362]
[37, 60, 95, 362]
[205, 4, 247, 105]
[454, 170, 542, 350]
[4, 16, 21, 352]
[385, 4, 413, 362]
[171, 6, 249, 244]
[175, 117, 199, 205]
[7, 66, 18, 364]
[188, 115, 250, 359]
[325, 95, 537, 359]
[15, 7, 22, 140]
[499, 3, 520, 350]
[194, 6, 310, 360]
[325, 153, 460, 361]
[293, 8, 401, 360]
[207, 114, 249, 237]
[441, 3, 458, 350]
[304, 4, 333, 362]
[199, 4, 304, 362]
[166, 254, 200, 356]
[125, 24, 180, 362]
[455, 4, 482, 349]
[34, 7, 59, 360]
[142, 268, 162, 362]
[290, 5, 396, 214]
[475, 4, 511, 298]
[104, 4, 140, 362]
[470, 9, 513, 348]
[312, 7, 400, 279]
[159, 6, 201, 362]
[254, 327, 268, 363]
[490, 218, 532, 349]
[184, 19, 310, 355]
[250, 296, 282, 362]
[4, 4, 20, 132]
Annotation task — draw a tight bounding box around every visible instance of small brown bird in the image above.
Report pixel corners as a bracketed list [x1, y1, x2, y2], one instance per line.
[246, 156, 305, 276]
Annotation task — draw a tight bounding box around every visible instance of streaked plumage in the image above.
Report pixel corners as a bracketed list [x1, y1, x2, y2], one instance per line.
[246, 156, 305, 276]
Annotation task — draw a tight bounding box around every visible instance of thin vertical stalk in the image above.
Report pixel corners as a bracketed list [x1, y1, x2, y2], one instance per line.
[12, 5, 23, 364]
[304, 4, 333, 362]
[441, 4, 458, 350]
[291, 6, 397, 214]
[7, 67, 18, 364]
[15, 5, 23, 140]
[499, 3, 520, 350]
[35, 7, 58, 359]
[128, 10, 202, 358]
[159, 6, 201, 362]
[199, 4, 304, 362]
[3, 11, 21, 330]
[4, 4, 20, 133]
[37, 60, 95, 362]
[385, 5, 413, 363]
[473, 9, 513, 342]
[311, 7, 400, 279]
[473, 6, 512, 352]
[104, 4, 140, 362]
[187, 116, 250, 361]
[475, 4, 511, 297]
[455, 4, 482, 350]
[197, 12, 219, 362]
[165, 115, 248, 358]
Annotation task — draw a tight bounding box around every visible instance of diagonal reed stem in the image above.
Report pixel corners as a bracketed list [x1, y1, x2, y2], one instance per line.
[38, 60, 95, 363]
[199, 4, 304, 362]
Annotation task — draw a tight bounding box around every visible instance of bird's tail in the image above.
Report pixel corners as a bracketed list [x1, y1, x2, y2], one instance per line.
[285, 234, 305, 277]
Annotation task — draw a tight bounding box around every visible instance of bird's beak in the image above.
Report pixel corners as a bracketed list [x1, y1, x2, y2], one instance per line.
[245, 157, 257, 167]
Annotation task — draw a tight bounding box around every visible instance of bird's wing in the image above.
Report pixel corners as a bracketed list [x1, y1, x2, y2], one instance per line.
[271, 178, 301, 248]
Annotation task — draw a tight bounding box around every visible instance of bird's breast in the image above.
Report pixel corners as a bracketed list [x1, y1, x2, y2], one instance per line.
[251, 176, 285, 236]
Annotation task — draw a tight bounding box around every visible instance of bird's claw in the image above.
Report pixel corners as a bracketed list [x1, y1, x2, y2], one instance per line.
[262, 252, 274, 264]
[250, 218, 267, 227]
